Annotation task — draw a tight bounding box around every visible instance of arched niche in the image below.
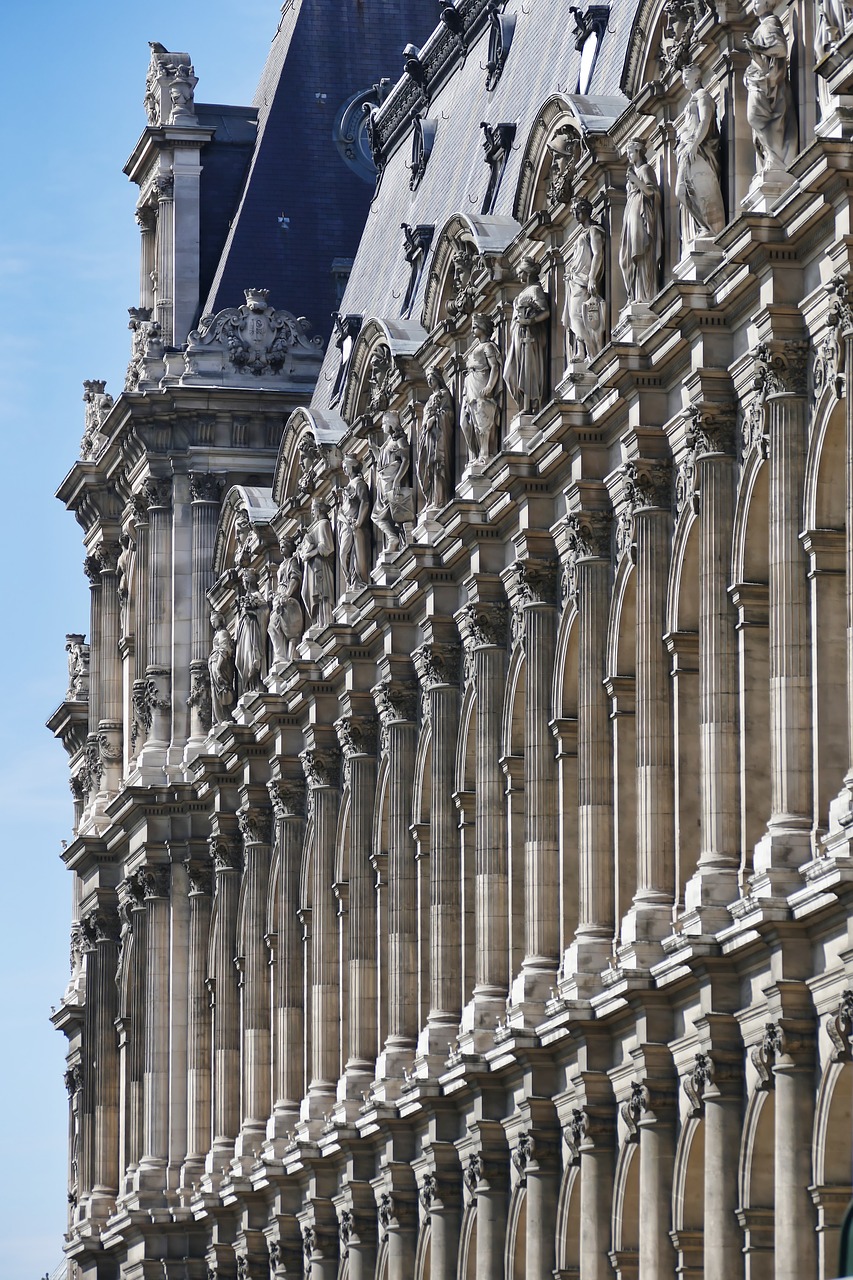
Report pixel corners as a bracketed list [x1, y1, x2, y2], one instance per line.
[414, 1218, 432, 1280]
[555, 1161, 581, 1277]
[505, 1183, 528, 1280]
[338, 316, 427, 428]
[813, 1058, 853, 1278]
[621, 0, 674, 99]
[272, 406, 348, 509]
[805, 388, 846, 532]
[420, 212, 521, 335]
[738, 1087, 775, 1277]
[211, 484, 278, 580]
[457, 1198, 477, 1280]
[513, 95, 586, 225]
[672, 1113, 705, 1277]
[611, 1140, 640, 1279]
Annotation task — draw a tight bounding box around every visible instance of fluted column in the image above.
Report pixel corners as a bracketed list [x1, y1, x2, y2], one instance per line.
[684, 1033, 742, 1280]
[334, 714, 379, 1099]
[119, 873, 146, 1185]
[136, 204, 156, 311]
[300, 740, 342, 1117]
[571, 1103, 615, 1280]
[419, 1156, 462, 1280]
[95, 538, 123, 796]
[515, 1121, 560, 1280]
[468, 1144, 509, 1280]
[82, 555, 103, 811]
[504, 556, 560, 1012]
[843, 294, 853, 811]
[182, 857, 212, 1182]
[138, 862, 171, 1191]
[210, 831, 241, 1164]
[619, 459, 675, 953]
[80, 902, 120, 1217]
[153, 174, 174, 345]
[413, 640, 462, 1062]
[267, 774, 307, 1141]
[139, 476, 173, 775]
[130, 493, 150, 765]
[236, 801, 273, 1157]
[753, 340, 813, 880]
[373, 673, 419, 1078]
[456, 595, 509, 1043]
[563, 507, 614, 985]
[683, 406, 741, 918]
[625, 1065, 676, 1280]
[187, 473, 222, 744]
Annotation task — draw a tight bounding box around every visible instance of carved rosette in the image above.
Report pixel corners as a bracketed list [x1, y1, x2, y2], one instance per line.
[621, 1081, 650, 1142]
[184, 858, 213, 896]
[238, 806, 273, 846]
[209, 835, 242, 873]
[267, 776, 307, 822]
[753, 340, 809, 400]
[683, 1052, 715, 1117]
[189, 472, 223, 504]
[563, 510, 612, 602]
[827, 990, 853, 1062]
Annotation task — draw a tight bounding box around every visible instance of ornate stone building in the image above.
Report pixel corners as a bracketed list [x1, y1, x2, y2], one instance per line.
[50, 1, 853, 1278]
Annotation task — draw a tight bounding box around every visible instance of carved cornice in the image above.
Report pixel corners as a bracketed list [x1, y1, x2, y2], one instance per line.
[188, 472, 223, 504]
[753, 340, 809, 399]
[300, 746, 342, 790]
[209, 835, 242, 873]
[238, 805, 273, 846]
[183, 858, 213, 896]
[267, 776, 307, 821]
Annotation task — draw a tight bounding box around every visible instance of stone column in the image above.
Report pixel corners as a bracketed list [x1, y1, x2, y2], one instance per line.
[236, 801, 273, 1158]
[503, 555, 561, 1013]
[119, 872, 146, 1184]
[752, 339, 813, 882]
[136, 204, 156, 312]
[337, 1187, 379, 1280]
[571, 1106, 616, 1280]
[413, 640, 463, 1065]
[563, 507, 614, 986]
[300, 740, 342, 1118]
[209, 830, 241, 1165]
[377, 1187, 417, 1280]
[187, 473, 221, 745]
[515, 1122, 560, 1280]
[153, 174, 174, 345]
[456, 594, 509, 1045]
[267, 773, 307, 1143]
[420, 1158, 462, 1280]
[182, 857, 212, 1184]
[334, 714, 379, 1100]
[82, 554, 103, 811]
[137, 863, 171, 1192]
[130, 493, 150, 766]
[139, 476, 173, 777]
[619, 459, 675, 955]
[373, 672, 419, 1079]
[684, 1037, 742, 1280]
[683, 406, 740, 920]
[94, 538, 123, 796]
[80, 902, 120, 1217]
[624, 1069, 676, 1280]
[466, 1141, 509, 1280]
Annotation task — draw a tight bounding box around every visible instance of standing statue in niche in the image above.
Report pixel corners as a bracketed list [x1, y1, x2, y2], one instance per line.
[235, 569, 269, 694]
[743, 0, 798, 174]
[563, 197, 606, 364]
[299, 499, 336, 628]
[675, 65, 726, 238]
[503, 258, 550, 415]
[619, 139, 663, 303]
[337, 456, 371, 589]
[818, 0, 851, 52]
[268, 536, 303, 663]
[208, 611, 236, 724]
[65, 635, 90, 702]
[369, 411, 414, 553]
[461, 314, 502, 464]
[417, 368, 455, 510]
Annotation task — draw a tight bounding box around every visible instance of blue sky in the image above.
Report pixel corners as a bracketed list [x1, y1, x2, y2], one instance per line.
[0, 7, 275, 1275]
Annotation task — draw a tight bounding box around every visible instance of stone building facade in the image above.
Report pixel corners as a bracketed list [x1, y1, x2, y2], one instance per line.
[50, 1, 853, 1278]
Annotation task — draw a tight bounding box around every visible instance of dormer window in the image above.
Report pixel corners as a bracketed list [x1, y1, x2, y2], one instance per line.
[569, 5, 610, 93]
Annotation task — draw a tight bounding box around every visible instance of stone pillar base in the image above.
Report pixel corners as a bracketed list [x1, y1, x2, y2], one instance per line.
[411, 511, 445, 543]
[558, 935, 613, 998]
[370, 554, 402, 585]
[503, 412, 538, 454]
[611, 301, 658, 345]
[752, 822, 813, 895]
[740, 166, 796, 214]
[816, 96, 853, 138]
[456, 462, 492, 501]
[507, 960, 557, 1027]
[555, 362, 596, 400]
[673, 236, 724, 282]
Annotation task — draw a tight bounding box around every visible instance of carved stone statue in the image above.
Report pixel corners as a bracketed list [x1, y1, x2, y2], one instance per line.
[269, 537, 303, 663]
[65, 635, 90, 702]
[235, 570, 269, 695]
[503, 259, 550, 415]
[167, 62, 197, 125]
[80, 380, 114, 461]
[116, 531, 135, 630]
[743, 0, 798, 174]
[446, 242, 477, 323]
[233, 508, 254, 569]
[461, 314, 502, 463]
[417, 369, 455, 510]
[675, 65, 726, 238]
[818, 0, 851, 53]
[208, 612, 236, 724]
[619, 139, 662, 303]
[337, 456, 371, 588]
[546, 129, 581, 207]
[370, 412, 414, 552]
[299, 500, 336, 628]
[563, 198, 606, 363]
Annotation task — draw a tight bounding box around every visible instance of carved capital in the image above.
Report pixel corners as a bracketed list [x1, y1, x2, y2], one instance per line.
[83, 554, 101, 585]
[80, 905, 121, 948]
[456, 600, 509, 651]
[238, 805, 273, 846]
[377, 1192, 397, 1238]
[412, 642, 462, 691]
[687, 403, 737, 457]
[753, 340, 809, 398]
[143, 476, 172, 510]
[189, 472, 223, 504]
[64, 1064, 83, 1096]
[620, 1081, 650, 1141]
[419, 1172, 439, 1214]
[463, 1152, 483, 1196]
[339, 1209, 356, 1254]
[373, 677, 419, 726]
[94, 539, 122, 576]
[511, 1132, 535, 1182]
[267, 776, 307, 820]
[209, 835, 242, 873]
[300, 746, 342, 790]
[334, 715, 379, 760]
[751, 1021, 785, 1090]
[140, 864, 171, 899]
[622, 458, 673, 512]
[152, 174, 174, 199]
[563, 510, 612, 602]
[505, 557, 559, 609]
[184, 858, 213, 896]
[683, 1052, 714, 1117]
[187, 662, 212, 731]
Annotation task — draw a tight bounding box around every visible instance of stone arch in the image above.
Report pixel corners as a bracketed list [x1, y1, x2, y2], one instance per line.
[503, 641, 526, 978]
[611, 1140, 640, 1280]
[375, 1235, 389, 1280]
[805, 388, 846, 532]
[553, 604, 580, 959]
[620, 0, 674, 99]
[672, 1113, 705, 1279]
[456, 678, 477, 1008]
[666, 507, 700, 909]
[339, 316, 427, 427]
[414, 1216, 432, 1280]
[458, 1198, 477, 1279]
[211, 484, 278, 580]
[606, 556, 638, 936]
[505, 1183, 528, 1280]
[512, 94, 585, 224]
[420, 213, 521, 335]
[372, 754, 391, 1051]
[738, 1088, 775, 1280]
[272, 406, 348, 509]
[813, 1057, 853, 1279]
[555, 1161, 581, 1277]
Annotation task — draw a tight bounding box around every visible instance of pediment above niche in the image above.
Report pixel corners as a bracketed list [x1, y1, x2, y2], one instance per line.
[338, 317, 427, 429]
[211, 485, 278, 581]
[621, 0, 713, 98]
[513, 93, 628, 224]
[273, 407, 348, 510]
[421, 214, 521, 335]
[178, 289, 324, 390]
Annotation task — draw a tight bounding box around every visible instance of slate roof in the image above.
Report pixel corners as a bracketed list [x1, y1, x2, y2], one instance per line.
[203, 0, 436, 343]
[310, 0, 643, 411]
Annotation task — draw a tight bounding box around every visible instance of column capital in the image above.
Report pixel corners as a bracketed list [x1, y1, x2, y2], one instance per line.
[622, 457, 673, 513]
[143, 476, 173, 510]
[188, 471, 223, 504]
[209, 834, 242, 873]
[412, 640, 462, 691]
[686, 401, 737, 457]
[93, 538, 122, 576]
[300, 745, 342, 790]
[455, 599, 509, 651]
[237, 804, 273, 846]
[183, 857, 213, 896]
[751, 1016, 814, 1087]
[139, 863, 171, 899]
[334, 713, 379, 759]
[267, 774, 307, 820]
[562, 509, 613, 604]
[753, 338, 809, 398]
[372, 675, 419, 725]
[81, 903, 121, 948]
